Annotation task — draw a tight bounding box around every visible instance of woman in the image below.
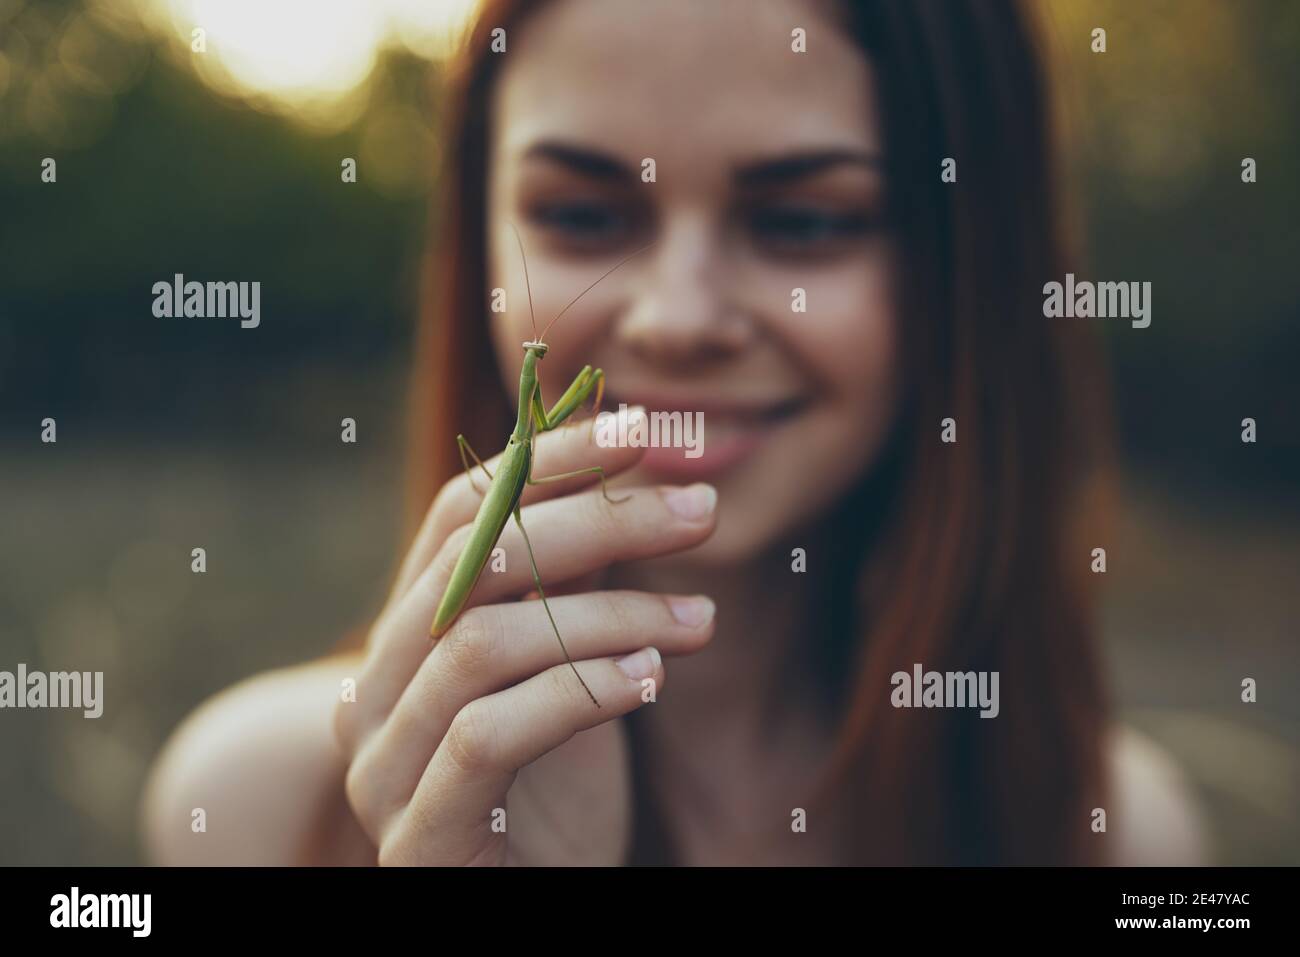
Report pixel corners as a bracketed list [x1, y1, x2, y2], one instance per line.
[141, 0, 1205, 865]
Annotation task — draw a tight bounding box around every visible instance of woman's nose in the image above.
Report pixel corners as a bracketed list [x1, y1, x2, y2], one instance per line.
[614, 216, 752, 363]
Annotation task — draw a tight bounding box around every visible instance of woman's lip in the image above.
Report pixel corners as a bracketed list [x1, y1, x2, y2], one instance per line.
[595, 389, 811, 479]
[636, 426, 765, 481]
[622, 401, 809, 480]
[602, 390, 807, 421]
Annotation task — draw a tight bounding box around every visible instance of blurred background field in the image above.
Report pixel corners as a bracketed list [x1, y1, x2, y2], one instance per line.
[1, 0, 1297, 864]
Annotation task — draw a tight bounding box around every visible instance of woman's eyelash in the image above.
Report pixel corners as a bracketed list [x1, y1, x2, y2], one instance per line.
[526, 200, 882, 254]
[529, 201, 627, 237]
[746, 207, 879, 243]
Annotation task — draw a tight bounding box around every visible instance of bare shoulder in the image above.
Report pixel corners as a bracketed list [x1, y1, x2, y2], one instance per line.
[1107, 724, 1210, 866]
[139, 652, 375, 866]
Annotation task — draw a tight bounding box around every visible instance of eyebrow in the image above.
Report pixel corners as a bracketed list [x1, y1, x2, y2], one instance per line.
[522, 141, 630, 181]
[521, 140, 884, 186]
[734, 149, 884, 187]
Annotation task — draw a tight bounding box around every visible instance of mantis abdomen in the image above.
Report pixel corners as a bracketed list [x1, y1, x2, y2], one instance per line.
[429, 436, 531, 640]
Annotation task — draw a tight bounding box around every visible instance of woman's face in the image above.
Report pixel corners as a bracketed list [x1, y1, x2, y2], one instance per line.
[486, 0, 899, 563]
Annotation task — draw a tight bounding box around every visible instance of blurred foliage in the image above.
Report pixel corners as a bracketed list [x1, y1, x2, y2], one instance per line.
[1046, 0, 1300, 491]
[0, 0, 441, 446]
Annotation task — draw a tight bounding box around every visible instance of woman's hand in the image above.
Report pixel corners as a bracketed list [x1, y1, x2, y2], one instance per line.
[333, 412, 717, 865]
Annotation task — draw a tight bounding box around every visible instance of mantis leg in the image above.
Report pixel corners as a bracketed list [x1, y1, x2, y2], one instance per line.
[540, 367, 605, 433]
[585, 371, 608, 444]
[513, 507, 601, 708]
[528, 425, 631, 505]
[528, 371, 628, 504]
[457, 434, 493, 495]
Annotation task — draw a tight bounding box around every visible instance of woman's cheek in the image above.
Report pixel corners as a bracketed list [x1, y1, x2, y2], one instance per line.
[678, 406, 864, 563]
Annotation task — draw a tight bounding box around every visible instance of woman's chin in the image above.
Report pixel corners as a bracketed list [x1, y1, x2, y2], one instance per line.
[617, 458, 808, 567]
[665, 507, 786, 569]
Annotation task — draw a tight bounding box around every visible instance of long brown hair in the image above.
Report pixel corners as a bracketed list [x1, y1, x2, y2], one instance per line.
[402, 0, 1115, 865]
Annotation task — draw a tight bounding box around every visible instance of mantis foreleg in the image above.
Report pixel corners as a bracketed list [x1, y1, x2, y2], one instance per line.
[528, 371, 628, 504]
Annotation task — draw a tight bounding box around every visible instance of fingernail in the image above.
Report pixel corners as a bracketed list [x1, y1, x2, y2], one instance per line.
[668, 595, 714, 627]
[615, 646, 660, 681]
[661, 483, 717, 521]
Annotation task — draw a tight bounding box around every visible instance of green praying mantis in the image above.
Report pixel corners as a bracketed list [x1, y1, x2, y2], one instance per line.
[428, 223, 656, 708]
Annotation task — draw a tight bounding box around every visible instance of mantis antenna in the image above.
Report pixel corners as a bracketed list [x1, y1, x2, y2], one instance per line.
[501, 219, 657, 344]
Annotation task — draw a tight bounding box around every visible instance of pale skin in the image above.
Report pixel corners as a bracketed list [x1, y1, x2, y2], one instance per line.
[140, 0, 1207, 865]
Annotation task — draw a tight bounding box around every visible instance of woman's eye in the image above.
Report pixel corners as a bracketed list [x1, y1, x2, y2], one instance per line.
[746, 206, 878, 254]
[529, 201, 629, 244]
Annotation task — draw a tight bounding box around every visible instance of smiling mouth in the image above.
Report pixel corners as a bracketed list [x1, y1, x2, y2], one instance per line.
[594, 389, 811, 480]
[600, 390, 811, 427]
